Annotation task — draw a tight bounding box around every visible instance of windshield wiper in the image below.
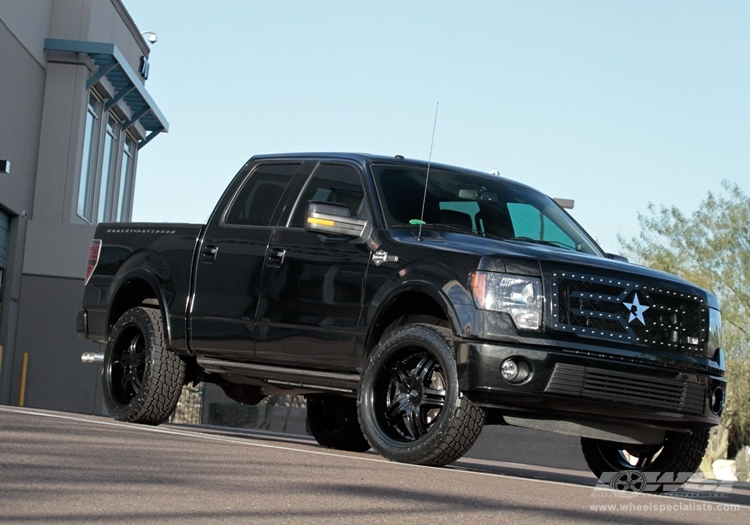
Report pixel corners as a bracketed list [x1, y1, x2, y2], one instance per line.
[392, 223, 481, 236]
[507, 237, 577, 251]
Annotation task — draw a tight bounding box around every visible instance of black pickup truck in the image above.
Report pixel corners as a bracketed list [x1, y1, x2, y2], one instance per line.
[78, 153, 724, 478]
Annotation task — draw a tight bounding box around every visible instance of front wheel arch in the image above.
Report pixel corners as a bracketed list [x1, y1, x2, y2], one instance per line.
[364, 286, 461, 359]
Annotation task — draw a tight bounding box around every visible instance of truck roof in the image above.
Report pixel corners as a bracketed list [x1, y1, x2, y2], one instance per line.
[247, 152, 538, 193]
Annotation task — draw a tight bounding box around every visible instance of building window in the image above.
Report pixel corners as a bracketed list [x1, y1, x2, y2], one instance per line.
[116, 136, 136, 222]
[97, 116, 120, 223]
[77, 93, 102, 222]
[77, 91, 138, 224]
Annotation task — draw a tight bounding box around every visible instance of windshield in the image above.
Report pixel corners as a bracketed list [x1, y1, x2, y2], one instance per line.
[372, 164, 602, 256]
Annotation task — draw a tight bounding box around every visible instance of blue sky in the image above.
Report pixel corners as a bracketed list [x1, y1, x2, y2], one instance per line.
[124, 0, 749, 254]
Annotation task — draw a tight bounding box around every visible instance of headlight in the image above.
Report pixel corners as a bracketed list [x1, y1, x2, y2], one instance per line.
[471, 271, 543, 330]
[708, 307, 722, 359]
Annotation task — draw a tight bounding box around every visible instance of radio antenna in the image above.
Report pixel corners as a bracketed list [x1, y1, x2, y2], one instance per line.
[417, 102, 439, 241]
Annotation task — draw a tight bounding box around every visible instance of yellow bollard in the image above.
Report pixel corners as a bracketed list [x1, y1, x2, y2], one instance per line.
[18, 352, 28, 407]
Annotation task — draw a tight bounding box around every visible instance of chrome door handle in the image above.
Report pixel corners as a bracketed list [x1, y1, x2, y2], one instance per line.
[266, 248, 286, 268]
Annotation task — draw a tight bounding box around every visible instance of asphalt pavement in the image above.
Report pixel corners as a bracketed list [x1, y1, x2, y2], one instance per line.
[1, 406, 748, 524]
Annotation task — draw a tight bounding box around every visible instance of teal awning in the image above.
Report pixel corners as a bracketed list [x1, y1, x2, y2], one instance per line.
[44, 38, 169, 149]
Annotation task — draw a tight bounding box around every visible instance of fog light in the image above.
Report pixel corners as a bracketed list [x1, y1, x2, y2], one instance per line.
[501, 360, 519, 381]
[710, 387, 725, 415]
[501, 358, 531, 384]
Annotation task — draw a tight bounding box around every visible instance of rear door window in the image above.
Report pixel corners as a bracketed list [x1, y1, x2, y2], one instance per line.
[225, 163, 299, 227]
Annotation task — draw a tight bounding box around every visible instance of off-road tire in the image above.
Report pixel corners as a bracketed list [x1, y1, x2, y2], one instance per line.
[102, 307, 185, 425]
[358, 323, 484, 466]
[581, 428, 711, 482]
[307, 394, 370, 452]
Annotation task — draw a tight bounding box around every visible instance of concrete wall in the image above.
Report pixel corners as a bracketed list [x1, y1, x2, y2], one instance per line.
[9, 274, 105, 414]
[0, 0, 54, 67]
[0, 0, 153, 412]
[0, 4, 46, 217]
[0, 1, 48, 405]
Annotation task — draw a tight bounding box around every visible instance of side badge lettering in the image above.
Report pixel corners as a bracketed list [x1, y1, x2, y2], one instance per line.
[372, 250, 398, 266]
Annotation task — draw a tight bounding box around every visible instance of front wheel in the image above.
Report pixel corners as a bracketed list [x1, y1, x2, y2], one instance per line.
[358, 324, 484, 466]
[307, 395, 370, 452]
[581, 429, 710, 484]
[102, 307, 185, 425]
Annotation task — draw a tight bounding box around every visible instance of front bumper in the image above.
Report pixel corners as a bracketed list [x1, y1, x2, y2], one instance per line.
[456, 340, 725, 431]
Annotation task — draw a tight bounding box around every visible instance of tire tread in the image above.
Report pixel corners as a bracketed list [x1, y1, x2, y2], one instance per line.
[103, 307, 185, 425]
[358, 323, 485, 467]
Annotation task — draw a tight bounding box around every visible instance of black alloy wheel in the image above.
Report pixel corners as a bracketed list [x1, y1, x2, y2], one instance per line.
[307, 395, 370, 452]
[109, 326, 146, 405]
[580, 429, 710, 491]
[379, 350, 446, 441]
[102, 307, 185, 425]
[358, 324, 484, 466]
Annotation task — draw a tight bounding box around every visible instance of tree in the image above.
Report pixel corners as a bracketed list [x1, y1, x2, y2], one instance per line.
[619, 181, 750, 464]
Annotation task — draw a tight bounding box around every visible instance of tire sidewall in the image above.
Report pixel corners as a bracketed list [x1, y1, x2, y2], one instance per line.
[358, 324, 461, 463]
[102, 307, 158, 421]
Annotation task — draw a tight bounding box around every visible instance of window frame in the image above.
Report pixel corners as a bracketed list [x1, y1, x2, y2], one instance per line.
[284, 161, 370, 229]
[76, 87, 143, 225]
[115, 134, 138, 222]
[220, 162, 303, 229]
[77, 92, 104, 223]
[96, 113, 122, 223]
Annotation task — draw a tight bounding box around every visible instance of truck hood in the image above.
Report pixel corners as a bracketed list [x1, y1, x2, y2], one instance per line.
[386, 228, 719, 309]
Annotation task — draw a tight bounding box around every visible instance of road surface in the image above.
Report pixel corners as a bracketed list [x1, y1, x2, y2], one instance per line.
[1, 406, 748, 524]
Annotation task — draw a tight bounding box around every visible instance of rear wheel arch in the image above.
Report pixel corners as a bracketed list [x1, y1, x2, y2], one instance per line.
[107, 272, 171, 347]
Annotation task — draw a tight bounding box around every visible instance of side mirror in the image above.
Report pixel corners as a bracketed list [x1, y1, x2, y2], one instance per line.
[607, 253, 629, 263]
[304, 201, 367, 238]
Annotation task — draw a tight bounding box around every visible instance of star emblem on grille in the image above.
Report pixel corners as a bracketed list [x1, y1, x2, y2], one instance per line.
[623, 293, 649, 325]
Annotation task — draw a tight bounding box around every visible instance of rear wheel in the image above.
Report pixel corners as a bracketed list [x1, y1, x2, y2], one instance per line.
[307, 395, 370, 452]
[358, 324, 484, 466]
[102, 307, 185, 425]
[581, 429, 710, 488]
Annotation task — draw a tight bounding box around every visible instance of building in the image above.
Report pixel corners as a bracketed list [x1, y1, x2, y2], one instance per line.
[0, 0, 167, 414]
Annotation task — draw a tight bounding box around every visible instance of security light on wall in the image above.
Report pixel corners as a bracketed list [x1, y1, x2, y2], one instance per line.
[140, 31, 157, 44]
[0, 160, 9, 174]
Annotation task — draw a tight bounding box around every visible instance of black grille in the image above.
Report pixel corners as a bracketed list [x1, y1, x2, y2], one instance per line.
[545, 363, 705, 415]
[550, 271, 708, 355]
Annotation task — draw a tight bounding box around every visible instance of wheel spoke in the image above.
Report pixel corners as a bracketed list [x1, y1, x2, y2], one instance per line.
[412, 355, 435, 384]
[422, 387, 446, 408]
[634, 453, 655, 469]
[128, 332, 142, 355]
[133, 353, 146, 368]
[389, 364, 411, 392]
[404, 403, 426, 438]
[385, 393, 410, 422]
[131, 369, 142, 392]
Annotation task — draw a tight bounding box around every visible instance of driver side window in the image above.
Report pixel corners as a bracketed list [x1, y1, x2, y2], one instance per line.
[289, 163, 366, 228]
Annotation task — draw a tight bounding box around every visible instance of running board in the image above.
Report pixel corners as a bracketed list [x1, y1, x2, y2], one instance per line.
[197, 358, 360, 393]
